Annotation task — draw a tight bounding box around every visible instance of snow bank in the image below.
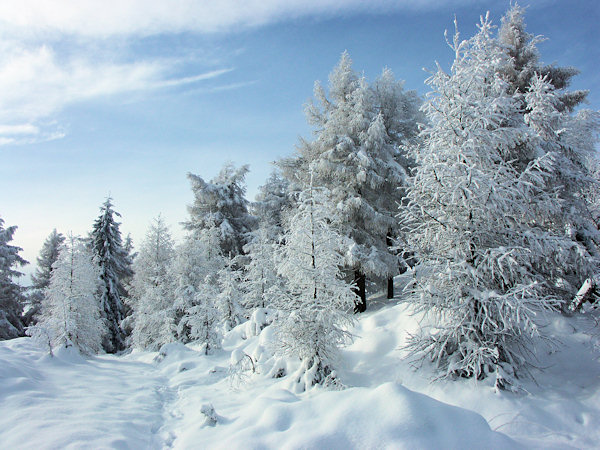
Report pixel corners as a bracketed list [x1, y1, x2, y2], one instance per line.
[206, 382, 515, 449]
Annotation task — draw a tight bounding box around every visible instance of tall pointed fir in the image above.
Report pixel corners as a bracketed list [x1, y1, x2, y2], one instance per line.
[90, 198, 133, 353]
[273, 180, 357, 390]
[400, 15, 581, 389]
[279, 52, 420, 312]
[242, 171, 291, 311]
[498, 4, 600, 300]
[172, 225, 224, 352]
[129, 216, 176, 350]
[0, 217, 27, 340]
[27, 229, 65, 325]
[32, 235, 106, 355]
[184, 163, 256, 258]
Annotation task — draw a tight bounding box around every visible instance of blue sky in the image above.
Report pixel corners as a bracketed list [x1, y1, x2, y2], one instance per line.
[1, 0, 598, 280]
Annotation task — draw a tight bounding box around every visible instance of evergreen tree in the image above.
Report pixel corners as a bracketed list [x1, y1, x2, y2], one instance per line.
[498, 4, 600, 299]
[90, 198, 133, 353]
[215, 258, 245, 331]
[172, 225, 224, 344]
[252, 170, 292, 237]
[0, 217, 27, 340]
[185, 163, 256, 258]
[498, 4, 587, 112]
[32, 235, 106, 355]
[130, 216, 176, 350]
[273, 181, 357, 390]
[400, 15, 578, 389]
[27, 229, 65, 325]
[242, 225, 281, 310]
[279, 52, 420, 311]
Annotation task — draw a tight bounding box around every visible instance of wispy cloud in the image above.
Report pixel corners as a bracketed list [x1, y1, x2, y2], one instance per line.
[0, 0, 478, 145]
[0, 0, 475, 38]
[0, 42, 232, 145]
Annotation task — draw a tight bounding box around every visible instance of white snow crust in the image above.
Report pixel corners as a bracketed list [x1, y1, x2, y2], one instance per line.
[1, 283, 599, 449]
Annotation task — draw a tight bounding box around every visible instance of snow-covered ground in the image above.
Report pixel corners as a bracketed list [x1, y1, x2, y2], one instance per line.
[1, 291, 599, 449]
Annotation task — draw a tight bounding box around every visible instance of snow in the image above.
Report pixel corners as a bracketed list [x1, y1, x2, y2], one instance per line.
[1, 284, 599, 448]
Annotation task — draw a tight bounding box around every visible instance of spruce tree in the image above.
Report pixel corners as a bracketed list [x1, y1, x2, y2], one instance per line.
[185, 163, 256, 258]
[0, 217, 27, 340]
[27, 229, 65, 325]
[32, 235, 106, 355]
[90, 198, 133, 353]
[130, 216, 176, 350]
[498, 4, 600, 299]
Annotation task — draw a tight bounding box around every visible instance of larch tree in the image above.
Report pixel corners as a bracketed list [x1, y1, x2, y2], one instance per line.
[400, 15, 581, 389]
[32, 235, 106, 355]
[90, 197, 133, 353]
[279, 52, 420, 312]
[0, 217, 27, 340]
[27, 229, 65, 325]
[273, 181, 357, 390]
[129, 215, 176, 351]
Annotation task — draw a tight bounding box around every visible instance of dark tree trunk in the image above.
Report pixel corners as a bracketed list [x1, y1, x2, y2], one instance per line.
[386, 231, 395, 299]
[353, 270, 366, 313]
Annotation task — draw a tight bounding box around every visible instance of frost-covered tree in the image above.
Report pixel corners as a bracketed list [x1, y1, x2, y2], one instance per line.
[185, 163, 256, 258]
[273, 182, 357, 389]
[172, 224, 225, 345]
[0, 218, 27, 340]
[498, 5, 600, 298]
[90, 198, 133, 353]
[215, 258, 245, 331]
[400, 15, 580, 389]
[129, 216, 176, 350]
[252, 170, 291, 236]
[279, 52, 421, 311]
[182, 282, 222, 355]
[242, 225, 281, 310]
[498, 4, 587, 112]
[33, 235, 106, 355]
[27, 229, 65, 325]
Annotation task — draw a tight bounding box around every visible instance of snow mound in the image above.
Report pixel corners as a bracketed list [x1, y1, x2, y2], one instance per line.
[211, 382, 515, 449]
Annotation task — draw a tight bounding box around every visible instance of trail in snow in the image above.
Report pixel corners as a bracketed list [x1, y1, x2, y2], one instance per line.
[0, 339, 169, 449]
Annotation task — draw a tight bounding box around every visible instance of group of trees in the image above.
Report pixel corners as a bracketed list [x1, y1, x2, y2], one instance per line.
[1, 6, 598, 389]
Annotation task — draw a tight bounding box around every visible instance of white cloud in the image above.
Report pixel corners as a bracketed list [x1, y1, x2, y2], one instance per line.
[0, 42, 232, 145]
[0, 0, 478, 145]
[0, 0, 472, 38]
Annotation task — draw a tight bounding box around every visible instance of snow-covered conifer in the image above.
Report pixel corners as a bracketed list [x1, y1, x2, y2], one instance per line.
[242, 225, 280, 310]
[252, 171, 291, 236]
[172, 225, 225, 345]
[27, 229, 65, 325]
[185, 163, 256, 258]
[400, 15, 578, 388]
[279, 52, 420, 311]
[498, 4, 587, 112]
[130, 216, 176, 350]
[273, 181, 357, 389]
[33, 235, 106, 355]
[215, 258, 245, 331]
[0, 217, 27, 340]
[90, 197, 133, 353]
[497, 5, 600, 298]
